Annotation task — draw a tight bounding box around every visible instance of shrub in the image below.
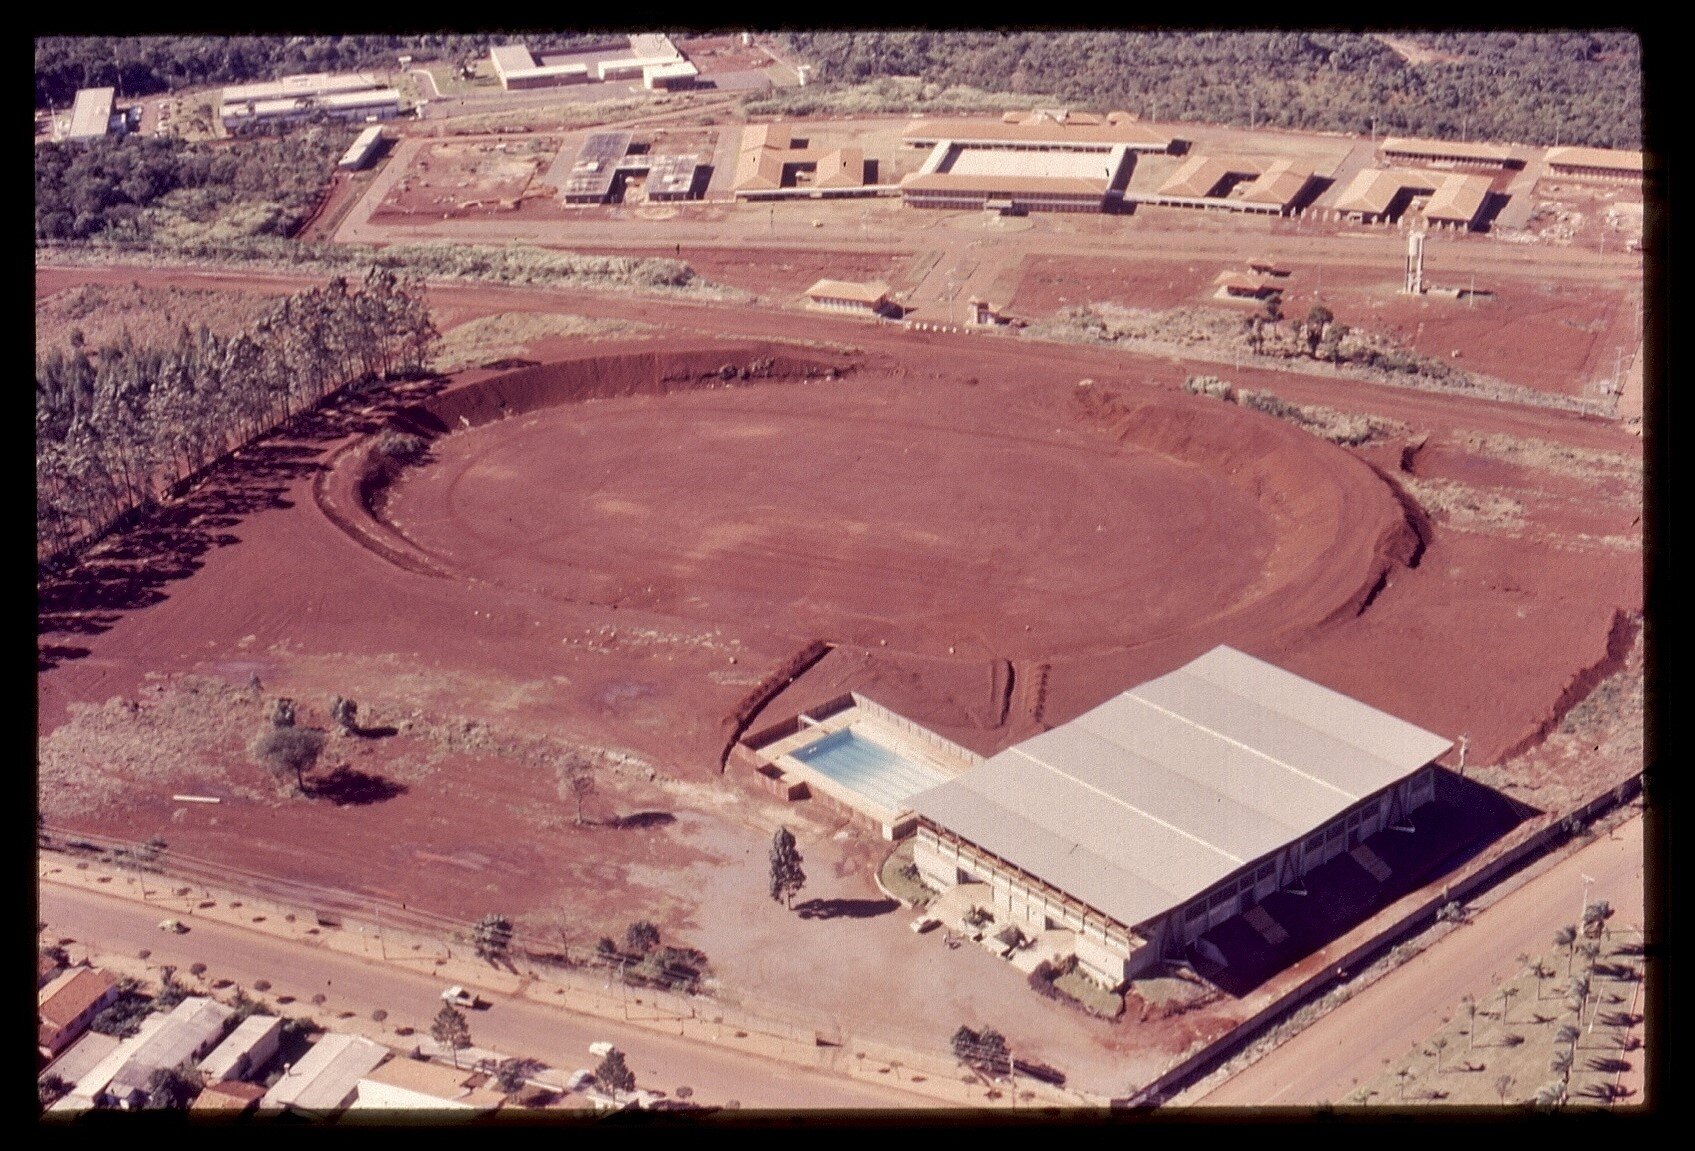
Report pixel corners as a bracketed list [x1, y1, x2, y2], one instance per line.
[375, 431, 429, 463]
[1183, 375, 1234, 400]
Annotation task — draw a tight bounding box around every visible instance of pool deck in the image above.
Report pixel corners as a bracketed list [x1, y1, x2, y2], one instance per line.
[753, 701, 981, 837]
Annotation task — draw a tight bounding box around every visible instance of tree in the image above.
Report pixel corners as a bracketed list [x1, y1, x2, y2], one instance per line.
[556, 755, 595, 827]
[144, 1061, 202, 1109]
[1432, 1035, 1448, 1071]
[39, 1073, 73, 1109]
[1494, 1074, 1514, 1105]
[473, 914, 514, 964]
[769, 826, 806, 909]
[595, 1048, 635, 1104]
[330, 695, 358, 733]
[250, 724, 326, 793]
[1550, 1048, 1573, 1079]
[625, 920, 660, 955]
[270, 697, 296, 727]
[1500, 985, 1520, 1024]
[431, 1003, 471, 1070]
[1461, 995, 1477, 1052]
[1555, 1023, 1580, 1050]
[494, 1057, 544, 1094]
[1554, 925, 1578, 974]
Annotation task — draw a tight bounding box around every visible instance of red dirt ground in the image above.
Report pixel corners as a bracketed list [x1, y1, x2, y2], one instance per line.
[1008, 252, 1639, 400]
[35, 263, 1643, 1097]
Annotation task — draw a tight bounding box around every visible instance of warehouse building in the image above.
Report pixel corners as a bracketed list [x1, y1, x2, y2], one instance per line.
[1330, 167, 1496, 230]
[65, 87, 117, 142]
[337, 125, 386, 170]
[1543, 146, 1645, 183]
[907, 646, 1451, 988]
[222, 72, 386, 104]
[222, 86, 402, 128]
[489, 44, 590, 90]
[899, 111, 1181, 214]
[197, 1014, 283, 1083]
[495, 34, 694, 91]
[1379, 136, 1522, 170]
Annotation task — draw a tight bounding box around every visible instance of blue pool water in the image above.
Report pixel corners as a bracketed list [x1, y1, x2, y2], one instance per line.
[789, 727, 953, 812]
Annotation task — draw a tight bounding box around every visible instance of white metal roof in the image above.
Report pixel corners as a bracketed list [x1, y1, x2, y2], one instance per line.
[261, 1033, 388, 1112]
[67, 88, 115, 141]
[909, 646, 1451, 929]
[198, 1014, 283, 1081]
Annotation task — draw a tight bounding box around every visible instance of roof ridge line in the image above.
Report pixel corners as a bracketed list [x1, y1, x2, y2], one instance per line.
[1006, 746, 1244, 867]
[1120, 688, 1359, 802]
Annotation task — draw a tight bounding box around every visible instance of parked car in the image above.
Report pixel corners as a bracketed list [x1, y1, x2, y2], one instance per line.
[440, 985, 479, 1008]
[588, 1041, 618, 1058]
[158, 919, 187, 934]
[910, 915, 941, 934]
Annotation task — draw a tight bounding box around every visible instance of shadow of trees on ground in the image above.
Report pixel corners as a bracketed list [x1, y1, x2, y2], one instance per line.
[38, 374, 453, 670]
[794, 897, 899, 921]
[603, 811, 676, 830]
[306, 766, 408, 806]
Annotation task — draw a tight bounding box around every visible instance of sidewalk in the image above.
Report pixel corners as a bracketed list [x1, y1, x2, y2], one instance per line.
[39, 851, 1089, 1111]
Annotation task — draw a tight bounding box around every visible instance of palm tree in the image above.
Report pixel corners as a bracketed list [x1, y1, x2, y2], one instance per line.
[1555, 925, 1578, 975]
[1500, 985, 1520, 1025]
[1395, 1067, 1413, 1102]
[1494, 1074, 1514, 1105]
[1432, 1035, 1448, 1072]
[1556, 1023, 1580, 1051]
[1461, 995, 1477, 1053]
[1550, 1049, 1573, 1079]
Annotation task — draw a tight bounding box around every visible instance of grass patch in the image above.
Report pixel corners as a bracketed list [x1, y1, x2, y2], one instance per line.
[877, 839, 931, 909]
[1052, 969, 1125, 1018]
[431, 312, 658, 373]
[1398, 475, 1528, 535]
[35, 283, 277, 358]
[743, 77, 1057, 118]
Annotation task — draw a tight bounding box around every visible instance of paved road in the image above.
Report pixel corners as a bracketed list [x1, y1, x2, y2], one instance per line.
[40, 880, 939, 1112]
[1189, 810, 1646, 1107]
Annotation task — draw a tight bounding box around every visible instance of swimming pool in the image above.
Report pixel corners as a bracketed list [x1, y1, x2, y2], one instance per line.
[788, 727, 954, 813]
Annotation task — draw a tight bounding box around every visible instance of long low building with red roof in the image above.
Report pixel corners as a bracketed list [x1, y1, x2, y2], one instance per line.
[1543, 146, 1644, 182]
[1379, 136, 1524, 170]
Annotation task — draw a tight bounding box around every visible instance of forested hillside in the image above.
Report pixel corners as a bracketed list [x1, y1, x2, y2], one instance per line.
[774, 30, 1643, 149]
[35, 128, 351, 243]
[33, 34, 622, 109]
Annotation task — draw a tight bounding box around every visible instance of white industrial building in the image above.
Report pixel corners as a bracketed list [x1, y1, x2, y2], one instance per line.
[338, 125, 386, 170]
[221, 72, 401, 128]
[908, 646, 1451, 988]
[66, 996, 235, 1109]
[65, 87, 117, 142]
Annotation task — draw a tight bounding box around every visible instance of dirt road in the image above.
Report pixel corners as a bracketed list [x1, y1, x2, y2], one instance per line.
[1187, 810, 1646, 1107]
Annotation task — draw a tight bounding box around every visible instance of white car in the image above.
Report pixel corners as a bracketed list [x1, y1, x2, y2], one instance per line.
[588, 1041, 618, 1058]
[158, 919, 187, 934]
[440, 985, 478, 1008]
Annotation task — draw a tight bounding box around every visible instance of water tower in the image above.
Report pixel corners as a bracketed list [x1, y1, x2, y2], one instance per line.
[1404, 227, 1427, 295]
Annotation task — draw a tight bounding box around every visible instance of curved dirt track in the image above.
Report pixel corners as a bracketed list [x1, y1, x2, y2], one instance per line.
[351, 345, 1413, 681]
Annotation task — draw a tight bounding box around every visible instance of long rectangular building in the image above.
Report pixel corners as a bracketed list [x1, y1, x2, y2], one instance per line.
[1380, 136, 1522, 170]
[222, 87, 402, 128]
[66, 87, 116, 142]
[908, 646, 1451, 988]
[1543, 146, 1645, 182]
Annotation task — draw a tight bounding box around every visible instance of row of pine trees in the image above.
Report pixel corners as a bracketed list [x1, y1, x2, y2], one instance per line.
[37, 266, 438, 562]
